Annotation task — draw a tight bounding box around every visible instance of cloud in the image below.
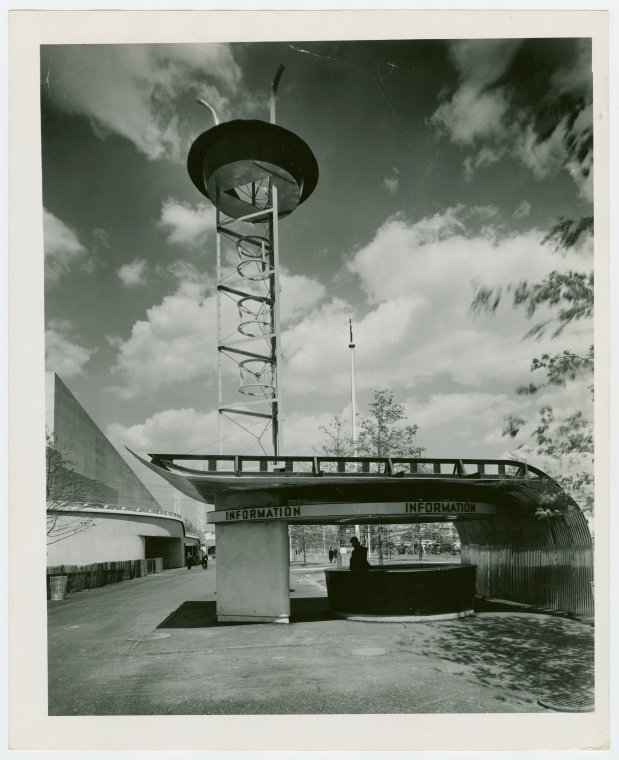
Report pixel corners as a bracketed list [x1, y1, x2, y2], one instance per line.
[404, 392, 511, 431]
[164, 260, 211, 288]
[45, 319, 95, 378]
[432, 40, 593, 198]
[280, 271, 327, 324]
[158, 199, 216, 246]
[107, 407, 220, 455]
[550, 39, 593, 100]
[382, 168, 400, 195]
[106, 406, 348, 463]
[404, 385, 590, 459]
[109, 272, 217, 399]
[431, 41, 521, 146]
[564, 105, 593, 202]
[279, 206, 592, 414]
[433, 84, 511, 146]
[109, 251, 327, 399]
[346, 209, 592, 385]
[42, 44, 242, 161]
[92, 228, 110, 249]
[401, 391, 522, 456]
[463, 146, 505, 180]
[282, 293, 424, 400]
[513, 106, 592, 202]
[513, 201, 531, 219]
[515, 120, 568, 180]
[512, 105, 593, 202]
[44, 209, 89, 283]
[278, 409, 346, 455]
[466, 205, 498, 221]
[349, 206, 589, 302]
[447, 39, 523, 90]
[109, 196, 593, 459]
[117, 258, 147, 287]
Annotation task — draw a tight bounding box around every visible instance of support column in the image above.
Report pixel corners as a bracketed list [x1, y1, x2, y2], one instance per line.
[215, 493, 290, 624]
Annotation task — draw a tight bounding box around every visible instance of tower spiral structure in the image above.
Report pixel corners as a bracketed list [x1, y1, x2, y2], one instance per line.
[187, 106, 318, 456]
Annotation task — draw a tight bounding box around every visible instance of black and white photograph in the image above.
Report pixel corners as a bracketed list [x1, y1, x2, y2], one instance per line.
[7, 7, 610, 754]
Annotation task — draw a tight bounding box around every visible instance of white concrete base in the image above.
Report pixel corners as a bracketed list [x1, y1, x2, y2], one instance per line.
[215, 514, 290, 624]
[218, 614, 290, 624]
[332, 609, 475, 623]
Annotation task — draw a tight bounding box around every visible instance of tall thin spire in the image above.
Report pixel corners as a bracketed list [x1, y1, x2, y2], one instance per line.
[349, 318, 360, 541]
[349, 318, 357, 453]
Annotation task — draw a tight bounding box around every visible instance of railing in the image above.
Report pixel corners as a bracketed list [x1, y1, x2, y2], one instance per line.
[149, 454, 547, 480]
[47, 502, 187, 521]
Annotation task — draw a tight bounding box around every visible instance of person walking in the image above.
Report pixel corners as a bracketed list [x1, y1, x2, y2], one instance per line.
[201, 553, 208, 570]
[185, 552, 193, 571]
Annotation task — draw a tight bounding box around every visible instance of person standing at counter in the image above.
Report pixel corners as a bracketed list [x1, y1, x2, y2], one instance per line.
[349, 536, 370, 571]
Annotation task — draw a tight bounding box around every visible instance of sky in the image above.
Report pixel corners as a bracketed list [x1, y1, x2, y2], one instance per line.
[40, 38, 595, 510]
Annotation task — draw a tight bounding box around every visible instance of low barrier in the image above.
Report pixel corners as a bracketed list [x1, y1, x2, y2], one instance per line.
[46, 557, 164, 599]
[325, 563, 478, 616]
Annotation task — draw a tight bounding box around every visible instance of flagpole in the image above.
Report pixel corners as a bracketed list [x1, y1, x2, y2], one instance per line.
[349, 319, 361, 541]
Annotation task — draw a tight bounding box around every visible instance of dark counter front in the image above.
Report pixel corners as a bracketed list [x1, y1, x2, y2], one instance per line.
[324, 563, 477, 616]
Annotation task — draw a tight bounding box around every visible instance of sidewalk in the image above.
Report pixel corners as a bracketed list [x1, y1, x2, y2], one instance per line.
[47, 562, 594, 715]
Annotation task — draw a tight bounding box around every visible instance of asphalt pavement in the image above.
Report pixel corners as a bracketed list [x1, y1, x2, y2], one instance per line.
[47, 560, 594, 716]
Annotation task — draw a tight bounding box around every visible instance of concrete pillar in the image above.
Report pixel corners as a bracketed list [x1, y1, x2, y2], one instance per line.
[215, 492, 290, 623]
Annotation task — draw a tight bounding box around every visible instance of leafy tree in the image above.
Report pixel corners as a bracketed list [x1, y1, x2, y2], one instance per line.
[356, 389, 425, 459]
[472, 216, 594, 515]
[183, 519, 202, 537]
[316, 389, 426, 563]
[317, 415, 354, 458]
[542, 216, 593, 252]
[289, 525, 338, 564]
[46, 431, 98, 545]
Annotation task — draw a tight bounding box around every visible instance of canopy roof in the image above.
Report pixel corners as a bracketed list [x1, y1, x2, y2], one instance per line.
[129, 450, 577, 520]
[128, 450, 593, 616]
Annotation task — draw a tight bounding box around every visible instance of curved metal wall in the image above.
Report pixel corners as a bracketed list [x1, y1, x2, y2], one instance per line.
[458, 503, 593, 616]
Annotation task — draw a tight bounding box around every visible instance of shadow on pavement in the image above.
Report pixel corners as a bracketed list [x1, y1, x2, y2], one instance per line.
[157, 597, 334, 629]
[290, 597, 333, 622]
[412, 614, 594, 706]
[157, 601, 218, 628]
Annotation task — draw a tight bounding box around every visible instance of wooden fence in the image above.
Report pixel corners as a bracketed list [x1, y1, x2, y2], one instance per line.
[46, 557, 163, 598]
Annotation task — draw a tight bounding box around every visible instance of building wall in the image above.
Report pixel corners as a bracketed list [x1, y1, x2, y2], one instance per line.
[46, 509, 186, 567]
[46, 372, 162, 510]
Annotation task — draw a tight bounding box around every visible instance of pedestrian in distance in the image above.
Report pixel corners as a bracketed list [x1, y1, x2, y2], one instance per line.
[201, 553, 208, 570]
[349, 536, 370, 571]
[185, 552, 193, 571]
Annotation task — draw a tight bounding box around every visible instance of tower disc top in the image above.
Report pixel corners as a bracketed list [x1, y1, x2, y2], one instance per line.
[187, 119, 319, 221]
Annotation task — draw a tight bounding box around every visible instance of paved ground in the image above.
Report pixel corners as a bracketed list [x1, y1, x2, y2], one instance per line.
[47, 561, 594, 715]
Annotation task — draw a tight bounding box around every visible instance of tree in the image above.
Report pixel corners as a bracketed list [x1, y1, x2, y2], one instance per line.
[356, 389, 425, 459]
[358, 389, 426, 560]
[471, 216, 594, 515]
[46, 431, 98, 545]
[289, 525, 338, 564]
[317, 415, 354, 458]
[183, 519, 201, 536]
[316, 389, 426, 563]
